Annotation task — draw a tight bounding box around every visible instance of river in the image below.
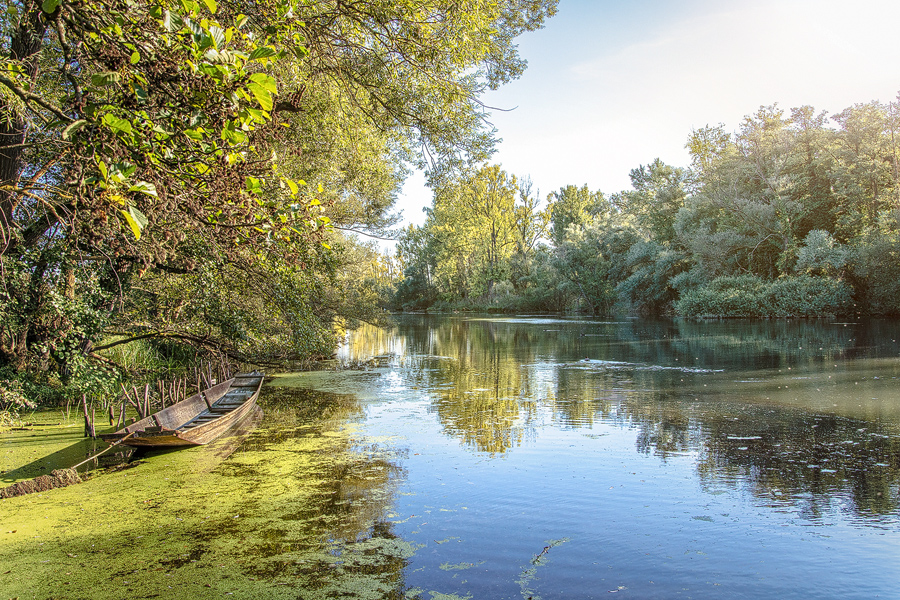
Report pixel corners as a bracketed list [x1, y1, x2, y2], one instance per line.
[2, 315, 899, 598]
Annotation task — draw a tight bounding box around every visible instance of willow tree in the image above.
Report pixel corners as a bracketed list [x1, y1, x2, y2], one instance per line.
[0, 0, 558, 387]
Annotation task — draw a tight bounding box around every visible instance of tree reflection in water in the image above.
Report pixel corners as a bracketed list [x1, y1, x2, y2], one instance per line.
[343, 315, 900, 523]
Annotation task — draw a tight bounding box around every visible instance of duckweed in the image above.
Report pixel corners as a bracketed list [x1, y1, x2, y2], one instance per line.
[0, 385, 420, 599]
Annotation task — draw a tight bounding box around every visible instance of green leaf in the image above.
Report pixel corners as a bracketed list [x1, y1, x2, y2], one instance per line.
[102, 113, 133, 135]
[201, 0, 216, 13]
[198, 63, 222, 78]
[248, 47, 277, 61]
[245, 176, 262, 194]
[120, 206, 148, 240]
[249, 73, 278, 94]
[221, 126, 247, 144]
[244, 107, 267, 123]
[181, 0, 199, 15]
[117, 162, 137, 179]
[62, 120, 88, 141]
[184, 128, 205, 141]
[128, 181, 158, 197]
[97, 160, 108, 182]
[246, 82, 273, 111]
[130, 51, 140, 64]
[41, 0, 60, 14]
[91, 72, 122, 87]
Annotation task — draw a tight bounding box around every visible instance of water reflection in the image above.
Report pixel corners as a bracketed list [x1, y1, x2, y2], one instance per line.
[698, 409, 900, 521]
[343, 315, 900, 524]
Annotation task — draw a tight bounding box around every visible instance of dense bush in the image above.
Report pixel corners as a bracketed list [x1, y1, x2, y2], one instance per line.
[616, 242, 690, 314]
[0, 379, 36, 429]
[392, 267, 437, 311]
[848, 234, 900, 315]
[675, 275, 852, 317]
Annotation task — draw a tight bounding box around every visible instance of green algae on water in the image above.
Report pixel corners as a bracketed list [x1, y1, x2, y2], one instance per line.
[1, 409, 113, 484]
[0, 385, 420, 599]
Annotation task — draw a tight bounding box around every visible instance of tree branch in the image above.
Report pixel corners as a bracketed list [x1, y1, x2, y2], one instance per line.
[0, 75, 74, 123]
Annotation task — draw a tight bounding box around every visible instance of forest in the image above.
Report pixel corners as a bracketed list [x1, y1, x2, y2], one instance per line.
[0, 0, 557, 414]
[392, 102, 900, 319]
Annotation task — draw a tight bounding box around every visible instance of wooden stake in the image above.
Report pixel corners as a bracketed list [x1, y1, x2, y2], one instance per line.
[71, 432, 135, 470]
[81, 394, 95, 438]
[116, 397, 126, 429]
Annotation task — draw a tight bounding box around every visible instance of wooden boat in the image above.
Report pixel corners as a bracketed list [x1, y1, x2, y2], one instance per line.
[100, 372, 264, 448]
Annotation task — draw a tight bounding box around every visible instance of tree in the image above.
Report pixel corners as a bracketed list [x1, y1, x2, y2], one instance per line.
[0, 0, 559, 389]
[786, 106, 837, 237]
[616, 158, 687, 245]
[2, 0, 322, 380]
[509, 176, 549, 291]
[393, 224, 438, 311]
[830, 101, 898, 238]
[552, 215, 637, 315]
[678, 107, 808, 278]
[547, 184, 607, 247]
[429, 164, 519, 299]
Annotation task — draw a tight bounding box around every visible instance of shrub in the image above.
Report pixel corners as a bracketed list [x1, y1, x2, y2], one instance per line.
[0, 379, 37, 429]
[675, 275, 852, 317]
[795, 230, 847, 276]
[848, 235, 900, 315]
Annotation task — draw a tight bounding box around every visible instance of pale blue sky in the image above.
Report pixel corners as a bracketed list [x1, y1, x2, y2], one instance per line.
[394, 0, 900, 231]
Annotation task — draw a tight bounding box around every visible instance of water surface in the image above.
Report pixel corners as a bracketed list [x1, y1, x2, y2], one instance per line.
[2, 315, 899, 599]
[290, 315, 900, 599]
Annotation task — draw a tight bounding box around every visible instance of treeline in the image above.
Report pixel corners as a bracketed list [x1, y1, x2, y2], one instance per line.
[391, 101, 900, 317]
[0, 0, 557, 408]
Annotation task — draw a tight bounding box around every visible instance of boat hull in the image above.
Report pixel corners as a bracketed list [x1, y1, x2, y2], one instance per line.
[100, 373, 264, 448]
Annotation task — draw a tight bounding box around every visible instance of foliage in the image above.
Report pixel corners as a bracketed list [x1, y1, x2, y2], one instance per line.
[615, 241, 690, 315]
[675, 275, 853, 317]
[795, 230, 847, 276]
[0, 0, 559, 401]
[391, 164, 550, 310]
[614, 159, 688, 244]
[392, 86, 900, 318]
[847, 227, 900, 315]
[430, 164, 519, 298]
[519, 257, 570, 311]
[550, 217, 636, 314]
[547, 184, 607, 247]
[0, 378, 35, 429]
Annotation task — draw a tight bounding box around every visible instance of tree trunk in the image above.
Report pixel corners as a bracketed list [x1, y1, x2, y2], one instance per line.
[0, 1, 49, 254]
